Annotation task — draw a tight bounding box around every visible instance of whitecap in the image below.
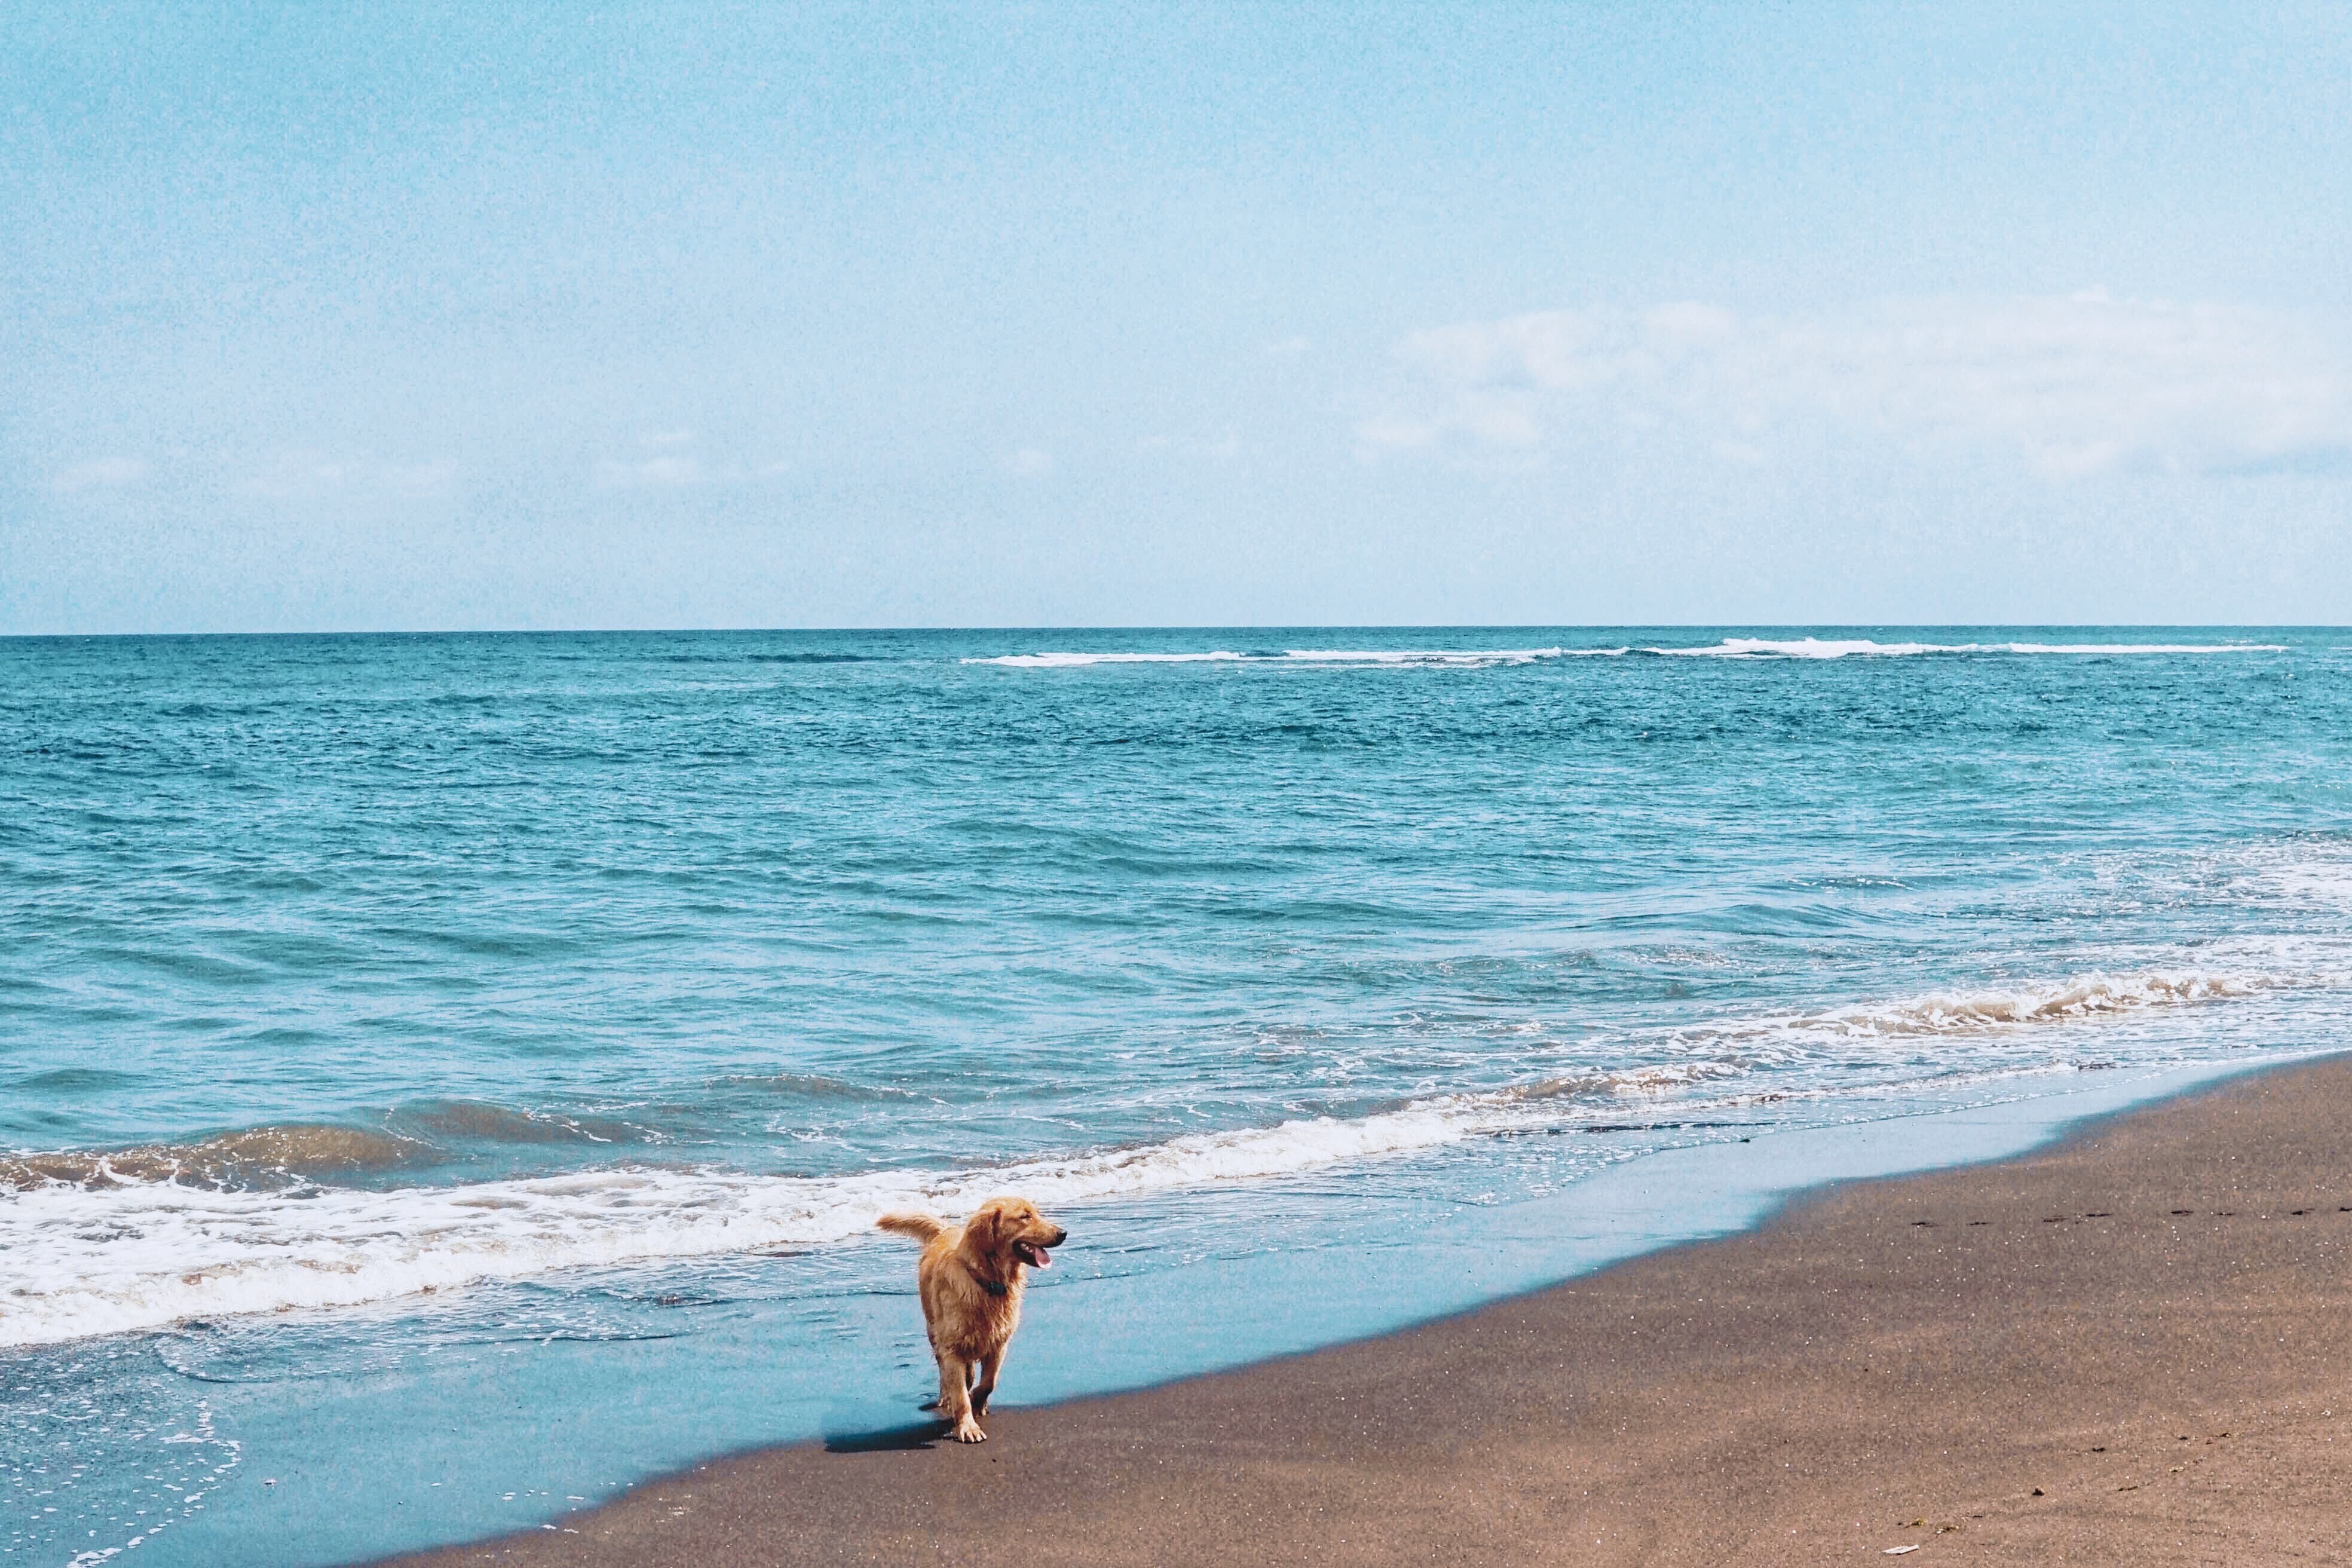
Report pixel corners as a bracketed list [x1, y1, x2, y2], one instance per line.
[965, 651, 1255, 667]
[1649, 638, 2284, 659]
[964, 647, 1616, 668]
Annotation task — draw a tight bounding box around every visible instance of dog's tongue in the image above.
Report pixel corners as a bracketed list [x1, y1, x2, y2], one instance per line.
[1019, 1242, 1052, 1269]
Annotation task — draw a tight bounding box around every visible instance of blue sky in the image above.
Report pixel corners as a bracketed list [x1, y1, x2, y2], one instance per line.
[5, 2, 2349, 632]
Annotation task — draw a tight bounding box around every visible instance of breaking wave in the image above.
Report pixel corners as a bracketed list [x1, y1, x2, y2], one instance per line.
[0, 966, 2313, 1349]
[0, 1063, 1705, 1349]
[966, 647, 1616, 667]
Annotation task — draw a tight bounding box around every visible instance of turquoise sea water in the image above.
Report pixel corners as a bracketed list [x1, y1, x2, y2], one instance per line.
[5, 627, 2350, 1565]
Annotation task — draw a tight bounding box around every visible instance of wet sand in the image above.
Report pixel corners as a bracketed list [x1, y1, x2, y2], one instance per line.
[376, 1057, 2352, 1566]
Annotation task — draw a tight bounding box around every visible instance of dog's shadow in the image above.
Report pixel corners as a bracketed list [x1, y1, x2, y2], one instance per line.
[822, 1417, 952, 1453]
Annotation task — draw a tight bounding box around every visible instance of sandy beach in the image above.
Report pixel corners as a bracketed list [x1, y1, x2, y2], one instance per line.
[369, 1055, 2352, 1567]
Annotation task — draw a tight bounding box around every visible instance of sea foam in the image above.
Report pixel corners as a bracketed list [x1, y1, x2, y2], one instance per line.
[0, 1085, 1615, 1348]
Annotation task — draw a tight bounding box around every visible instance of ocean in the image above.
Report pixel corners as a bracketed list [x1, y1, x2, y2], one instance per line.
[5, 627, 2349, 1566]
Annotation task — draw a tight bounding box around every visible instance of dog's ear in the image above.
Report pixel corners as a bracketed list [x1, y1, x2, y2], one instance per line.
[963, 1202, 1000, 1254]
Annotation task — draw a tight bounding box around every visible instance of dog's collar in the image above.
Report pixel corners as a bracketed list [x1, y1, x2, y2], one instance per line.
[977, 1277, 1009, 1298]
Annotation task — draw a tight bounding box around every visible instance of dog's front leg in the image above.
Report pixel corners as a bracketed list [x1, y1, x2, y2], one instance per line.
[934, 1351, 985, 1442]
[970, 1350, 1003, 1416]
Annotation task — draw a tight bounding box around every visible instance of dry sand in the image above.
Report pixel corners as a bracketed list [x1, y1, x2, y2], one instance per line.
[375, 1056, 2352, 1566]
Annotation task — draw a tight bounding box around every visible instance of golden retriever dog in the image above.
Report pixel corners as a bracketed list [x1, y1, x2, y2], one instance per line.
[876, 1196, 1067, 1442]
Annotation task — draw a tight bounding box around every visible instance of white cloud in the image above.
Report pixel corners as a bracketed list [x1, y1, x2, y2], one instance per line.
[232, 452, 457, 501]
[382, 460, 458, 497]
[1364, 293, 2352, 479]
[592, 434, 787, 489]
[50, 456, 151, 494]
[595, 454, 708, 488]
[1006, 447, 1055, 477]
[232, 451, 353, 500]
[1137, 432, 1241, 462]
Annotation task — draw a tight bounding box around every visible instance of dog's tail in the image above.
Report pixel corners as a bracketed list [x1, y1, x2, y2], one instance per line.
[876, 1211, 946, 1244]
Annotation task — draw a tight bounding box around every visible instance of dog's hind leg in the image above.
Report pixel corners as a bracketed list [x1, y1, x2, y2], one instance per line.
[933, 1351, 985, 1443]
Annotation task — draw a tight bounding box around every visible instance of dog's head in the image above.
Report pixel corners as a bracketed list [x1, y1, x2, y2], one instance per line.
[962, 1195, 1067, 1275]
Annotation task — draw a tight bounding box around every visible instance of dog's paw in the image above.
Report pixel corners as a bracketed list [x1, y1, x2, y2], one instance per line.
[950, 1417, 988, 1443]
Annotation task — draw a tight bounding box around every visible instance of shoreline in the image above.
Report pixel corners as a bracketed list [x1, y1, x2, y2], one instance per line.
[368, 1052, 2352, 1566]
